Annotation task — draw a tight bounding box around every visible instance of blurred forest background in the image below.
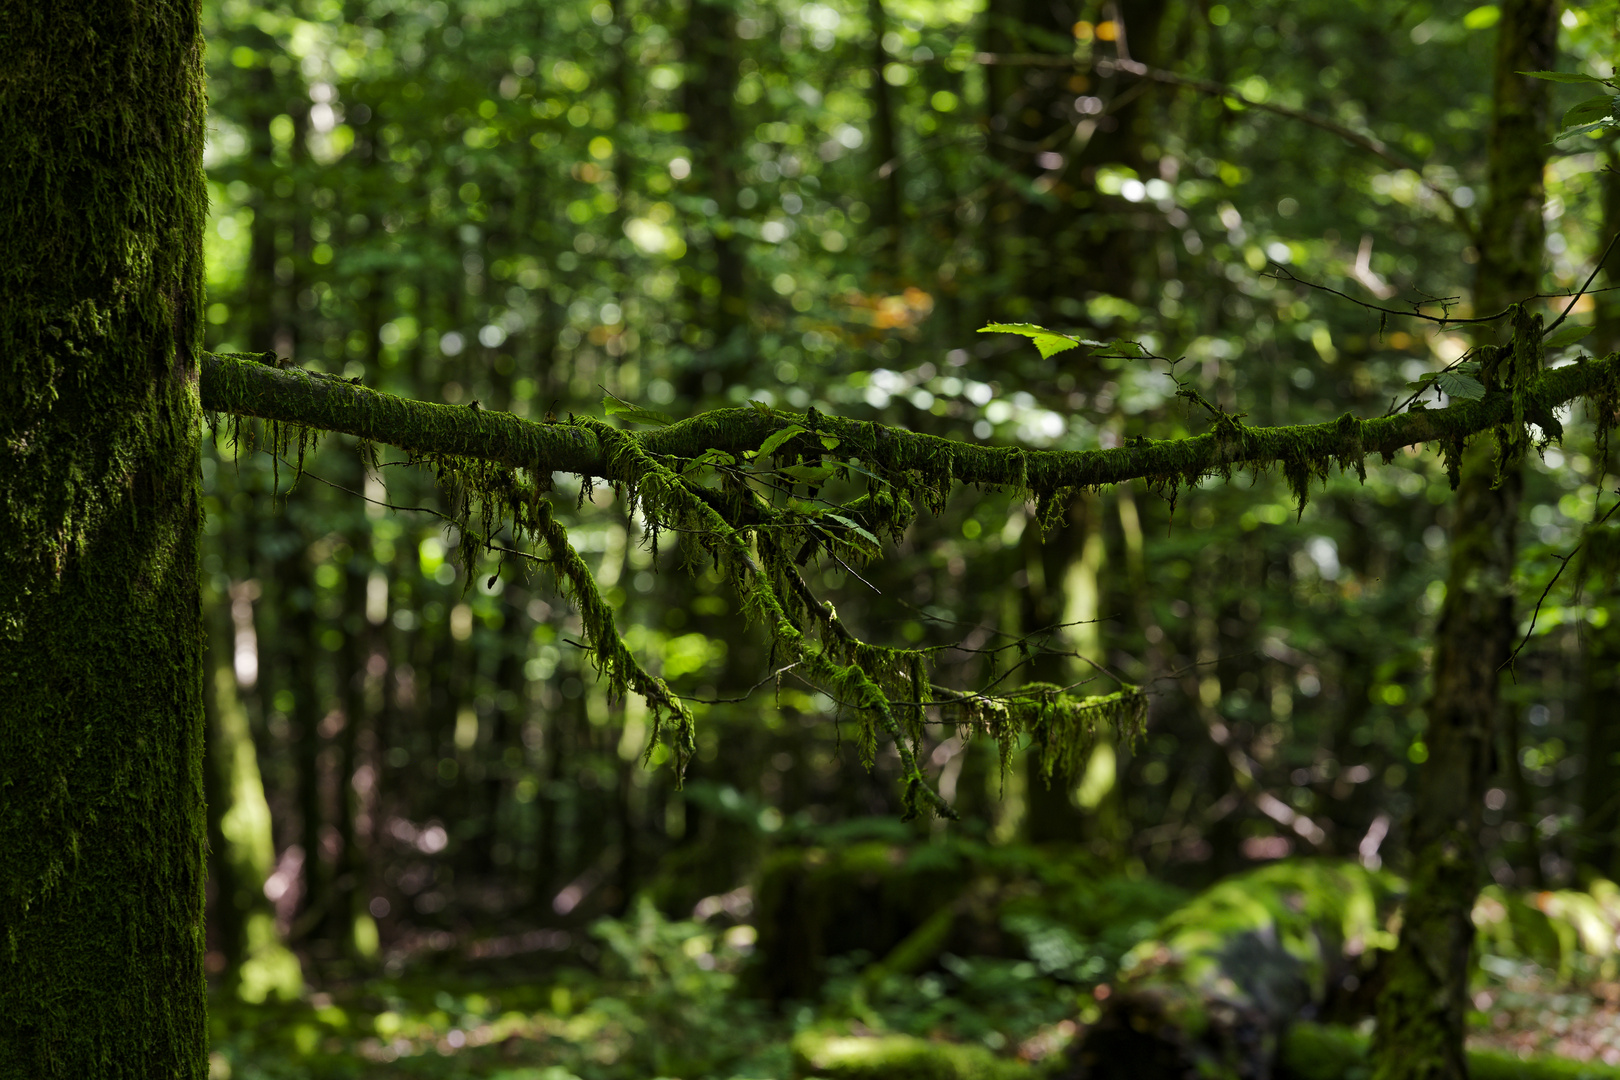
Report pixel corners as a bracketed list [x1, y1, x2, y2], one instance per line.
[192, 0, 1620, 1077]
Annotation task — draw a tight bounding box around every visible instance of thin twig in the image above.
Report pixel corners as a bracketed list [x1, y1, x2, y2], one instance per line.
[263, 453, 555, 570]
[1268, 265, 1519, 326]
[1501, 493, 1620, 672]
[669, 664, 804, 706]
[1543, 230, 1620, 340]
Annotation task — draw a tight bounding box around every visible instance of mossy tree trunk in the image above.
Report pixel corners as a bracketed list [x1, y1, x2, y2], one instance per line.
[1370, 3, 1555, 1078]
[0, 2, 210, 1075]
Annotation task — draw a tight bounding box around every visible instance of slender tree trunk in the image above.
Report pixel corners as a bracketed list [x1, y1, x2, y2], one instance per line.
[1371, 4, 1555, 1077]
[868, 0, 903, 282]
[281, 547, 328, 939]
[332, 552, 370, 957]
[0, 3, 210, 1074]
[1579, 619, 1620, 878]
[205, 579, 303, 1003]
[204, 597, 250, 986]
[680, 0, 746, 386]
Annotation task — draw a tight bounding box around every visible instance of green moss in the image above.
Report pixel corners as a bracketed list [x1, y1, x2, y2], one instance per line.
[791, 1030, 1032, 1080]
[0, 1, 211, 1075]
[200, 348, 1620, 512]
[1282, 1023, 1620, 1080]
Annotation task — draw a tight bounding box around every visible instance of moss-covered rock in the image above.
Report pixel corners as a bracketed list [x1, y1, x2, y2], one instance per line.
[750, 837, 1187, 1003]
[792, 1029, 1034, 1080]
[754, 840, 966, 1002]
[1279, 1022, 1620, 1080]
[1064, 861, 1401, 1079]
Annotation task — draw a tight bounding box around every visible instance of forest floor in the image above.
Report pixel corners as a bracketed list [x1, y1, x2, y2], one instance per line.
[1467, 964, 1620, 1067]
[208, 931, 1620, 1080]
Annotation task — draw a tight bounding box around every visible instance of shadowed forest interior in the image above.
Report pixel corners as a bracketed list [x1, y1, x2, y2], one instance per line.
[185, 1, 1620, 1077]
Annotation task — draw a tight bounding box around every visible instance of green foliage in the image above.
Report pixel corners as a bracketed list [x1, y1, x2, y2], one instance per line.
[1523, 70, 1620, 141]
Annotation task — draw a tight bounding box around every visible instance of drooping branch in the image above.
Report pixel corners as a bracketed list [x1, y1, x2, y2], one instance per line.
[201, 349, 1620, 506]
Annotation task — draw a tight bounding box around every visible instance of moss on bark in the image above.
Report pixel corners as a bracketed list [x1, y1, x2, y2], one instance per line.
[1370, 4, 1556, 1077]
[201, 349, 1620, 507]
[0, 2, 210, 1076]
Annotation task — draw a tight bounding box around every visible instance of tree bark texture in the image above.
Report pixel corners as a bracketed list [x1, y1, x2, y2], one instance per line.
[0, 2, 210, 1076]
[1371, 3, 1555, 1077]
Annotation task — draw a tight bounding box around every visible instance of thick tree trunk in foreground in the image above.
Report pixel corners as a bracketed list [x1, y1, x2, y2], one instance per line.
[0, 2, 210, 1076]
[1371, 3, 1555, 1077]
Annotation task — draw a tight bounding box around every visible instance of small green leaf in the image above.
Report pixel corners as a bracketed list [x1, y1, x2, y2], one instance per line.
[1405, 376, 1439, 391]
[1436, 370, 1486, 400]
[1554, 119, 1618, 142]
[827, 514, 880, 545]
[1520, 70, 1612, 85]
[1461, 5, 1499, 30]
[778, 463, 838, 484]
[756, 424, 807, 459]
[819, 434, 841, 451]
[750, 399, 773, 415]
[1563, 95, 1617, 128]
[979, 322, 1083, 359]
[602, 391, 674, 427]
[1455, 360, 1482, 374]
[1543, 322, 1594, 349]
[683, 447, 737, 475]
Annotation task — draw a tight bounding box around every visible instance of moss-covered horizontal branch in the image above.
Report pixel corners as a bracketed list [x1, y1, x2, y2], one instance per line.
[203, 351, 1620, 500]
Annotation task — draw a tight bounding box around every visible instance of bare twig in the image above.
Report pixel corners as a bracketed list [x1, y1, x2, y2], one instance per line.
[1501, 492, 1620, 672]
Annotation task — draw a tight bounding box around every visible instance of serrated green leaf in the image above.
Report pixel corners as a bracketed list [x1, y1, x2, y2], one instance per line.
[819, 434, 841, 451]
[1543, 322, 1594, 350]
[827, 514, 880, 546]
[1406, 377, 1438, 391]
[750, 399, 773, 415]
[1564, 95, 1617, 128]
[1520, 70, 1612, 85]
[603, 392, 674, 427]
[1436, 370, 1486, 400]
[778, 463, 837, 484]
[1554, 120, 1616, 142]
[1455, 360, 1481, 374]
[979, 322, 1083, 359]
[756, 424, 807, 459]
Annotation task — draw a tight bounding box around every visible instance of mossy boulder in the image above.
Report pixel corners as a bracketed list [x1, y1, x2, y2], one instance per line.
[751, 837, 1187, 1003]
[792, 1029, 1034, 1080]
[754, 841, 968, 1002]
[1278, 1022, 1620, 1080]
[1064, 861, 1402, 1080]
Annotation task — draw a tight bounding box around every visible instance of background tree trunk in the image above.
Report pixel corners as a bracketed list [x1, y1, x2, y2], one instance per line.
[0, 2, 211, 1074]
[1371, 3, 1556, 1077]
